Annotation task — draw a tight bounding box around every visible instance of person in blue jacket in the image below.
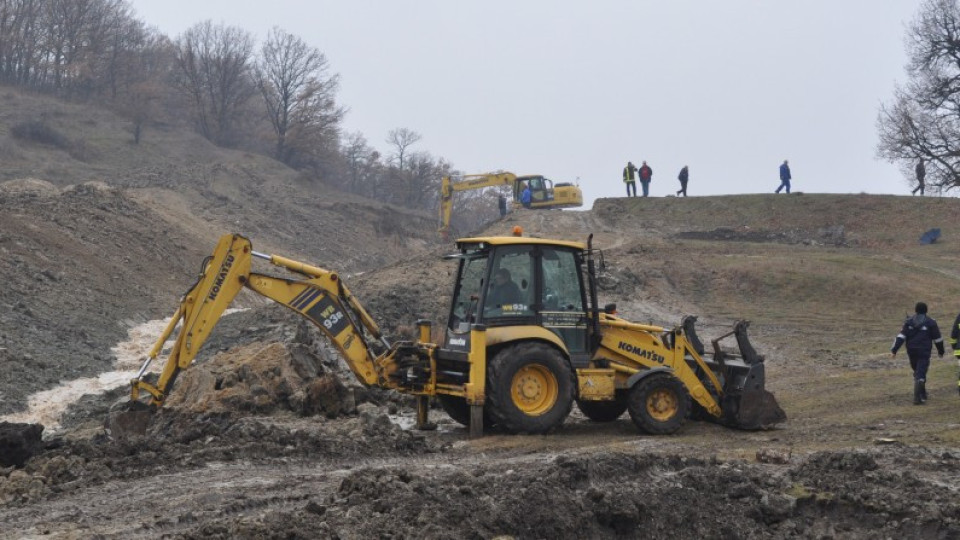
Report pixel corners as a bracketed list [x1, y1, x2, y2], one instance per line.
[520, 184, 532, 208]
[891, 302, 945, 404]
[776, 160, 791, 194]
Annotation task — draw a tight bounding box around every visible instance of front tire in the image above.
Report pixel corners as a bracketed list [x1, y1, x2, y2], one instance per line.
[486, 342, 573, 434]
[626, 372, 690, 435]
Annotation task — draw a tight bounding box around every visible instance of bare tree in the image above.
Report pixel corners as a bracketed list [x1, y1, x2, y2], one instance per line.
[386, 127, 421, 170]
[173, 20, 256, 145]
[878, 0, 960, 192]
[255, 27, 345, 165]
[339, 131, 381, 198]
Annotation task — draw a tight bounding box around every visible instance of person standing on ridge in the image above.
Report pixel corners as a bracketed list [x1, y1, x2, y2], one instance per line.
[622, 161, 637, 197]
[498, 193, 507, 217]
[639, 161, 653, 197]
[912, 159, 926, 196]
[775, 159, 791, 194]
[676, 165, 689, 197]
[891, 302, 945, 405]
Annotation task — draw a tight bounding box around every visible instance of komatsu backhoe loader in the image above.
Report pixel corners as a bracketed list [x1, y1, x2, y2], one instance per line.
[125, 231, 785, 437]
[438, 172, 583, 238]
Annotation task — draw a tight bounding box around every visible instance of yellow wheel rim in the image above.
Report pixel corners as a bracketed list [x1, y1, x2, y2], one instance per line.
[646, 388, 678, 422]
[510, 364, 558, 416]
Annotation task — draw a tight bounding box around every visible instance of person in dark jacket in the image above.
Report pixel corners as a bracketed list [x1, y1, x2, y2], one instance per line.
[622, 161, 637, 197]
[639, 161, 653, 197]
[776, 160, 791, 194]
[486, 268, 522, 308]
[891, 302, 945, 404]
[912, 159, 926, 196]
[498, 193, 507, 217]
[676, 165, 689, 197]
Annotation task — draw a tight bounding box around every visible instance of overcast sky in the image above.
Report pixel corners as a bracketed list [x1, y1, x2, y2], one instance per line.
[129, 1, 922, 206]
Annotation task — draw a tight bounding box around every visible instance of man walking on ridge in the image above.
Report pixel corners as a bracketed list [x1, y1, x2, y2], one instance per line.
[676, 165, 689, 197]
[775, 160, 791, 194]
[623, 161, 637, 197]
[891, 302, 945, 404]
[912, 159, 926, 196]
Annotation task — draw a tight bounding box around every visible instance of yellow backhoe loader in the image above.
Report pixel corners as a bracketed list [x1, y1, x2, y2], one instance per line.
[438, 172, 583, 238]
[125, 231, 785, 437]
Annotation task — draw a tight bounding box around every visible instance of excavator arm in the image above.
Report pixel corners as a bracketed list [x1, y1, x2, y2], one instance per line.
[131, 234, 407, 407]
[439, 172, 517, 238]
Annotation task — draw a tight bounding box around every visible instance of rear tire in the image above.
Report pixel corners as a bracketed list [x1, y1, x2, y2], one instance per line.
[486, 342, 573, 434]
[626, 372, 690, 435]
[576, 395, 627, 422]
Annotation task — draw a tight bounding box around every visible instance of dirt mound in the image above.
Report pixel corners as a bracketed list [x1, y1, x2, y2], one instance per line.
[165, 341, 354, 418]
[0, 180, 209, 414]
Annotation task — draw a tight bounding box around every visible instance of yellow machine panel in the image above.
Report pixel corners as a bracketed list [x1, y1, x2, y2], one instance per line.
[576, 368, 616, 401]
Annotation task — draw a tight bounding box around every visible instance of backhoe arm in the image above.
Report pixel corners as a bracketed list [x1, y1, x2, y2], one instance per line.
[131, 234, 396, 407]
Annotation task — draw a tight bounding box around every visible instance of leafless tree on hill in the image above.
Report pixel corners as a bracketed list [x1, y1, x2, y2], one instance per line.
[386, 127, 421, 171]
[878, 0, 960, 193]
[255, 27, 345, 166]
[339, 131, 381, 198]
[173, 20, 256, 146]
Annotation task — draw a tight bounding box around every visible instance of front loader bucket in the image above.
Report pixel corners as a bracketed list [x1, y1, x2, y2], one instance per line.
[719, 362, 787, 430]
[711, 320, 787, 430]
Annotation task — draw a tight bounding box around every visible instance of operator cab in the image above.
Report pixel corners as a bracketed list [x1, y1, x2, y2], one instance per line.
[443, 236, 592, 367]
[514, 175, 556, 204]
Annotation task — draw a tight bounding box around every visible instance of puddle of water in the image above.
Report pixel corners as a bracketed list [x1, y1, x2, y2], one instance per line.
[0, 309, 246, 433]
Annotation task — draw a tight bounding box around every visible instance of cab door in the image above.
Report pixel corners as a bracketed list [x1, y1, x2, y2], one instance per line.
[538, 247, 590, 366]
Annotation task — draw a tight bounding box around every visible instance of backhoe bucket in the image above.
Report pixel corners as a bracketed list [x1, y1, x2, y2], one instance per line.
[710, 320, 786, 430]
[104, 400, 155, 440]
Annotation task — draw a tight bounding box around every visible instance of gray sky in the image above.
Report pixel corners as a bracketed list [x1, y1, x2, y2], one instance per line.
[129, 1, 922, 206]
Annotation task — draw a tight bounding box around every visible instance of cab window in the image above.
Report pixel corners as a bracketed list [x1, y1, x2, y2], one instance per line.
[482, 246, 534, 320]
[449, 252, 488, 333]
[541, 249, 583, 312]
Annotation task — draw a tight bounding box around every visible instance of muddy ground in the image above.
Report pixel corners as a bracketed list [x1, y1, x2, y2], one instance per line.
[3, 147, 960, 537]
[3, 316, 960, 539]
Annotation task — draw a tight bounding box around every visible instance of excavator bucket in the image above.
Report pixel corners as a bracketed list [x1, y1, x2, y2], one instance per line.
[708, 320, 786, 430]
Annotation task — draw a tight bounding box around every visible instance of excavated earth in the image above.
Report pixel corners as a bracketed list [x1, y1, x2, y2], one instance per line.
[2, 99, 960, 538]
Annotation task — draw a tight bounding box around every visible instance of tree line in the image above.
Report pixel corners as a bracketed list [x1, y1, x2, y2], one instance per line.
[0, 0, 497, 232]
[879, 0, 960, 193]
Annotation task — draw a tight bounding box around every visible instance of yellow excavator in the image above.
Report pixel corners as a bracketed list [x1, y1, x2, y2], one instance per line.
[438, 173, 583, 238]
[126, 231, 785, 437]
